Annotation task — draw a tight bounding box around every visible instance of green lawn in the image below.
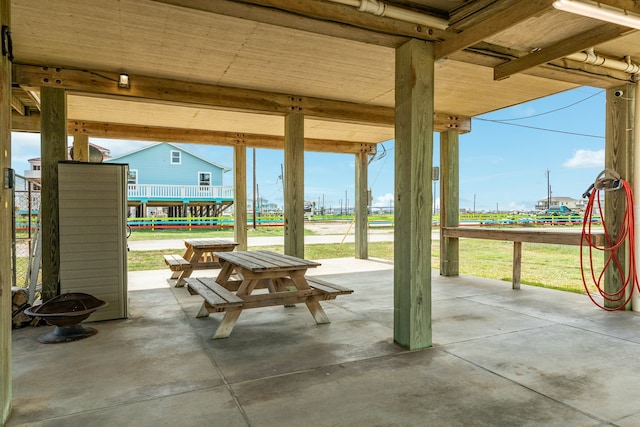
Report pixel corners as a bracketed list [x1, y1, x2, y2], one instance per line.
[130, 239, 598, 295]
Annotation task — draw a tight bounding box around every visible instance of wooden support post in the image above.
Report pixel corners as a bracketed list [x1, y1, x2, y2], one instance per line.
[40, 87, 67, 301]
[72, 133, 89, 161]
[604, 84, 634, 309]
[0, 0, 12, 422]
[512, 242, 522, 290]
[234, 145, 247, 250]
[394, 39, 434, 349]
[355, 151, 368, 259]
[440, 130, 459, 276]
[284, 113, 304, 258]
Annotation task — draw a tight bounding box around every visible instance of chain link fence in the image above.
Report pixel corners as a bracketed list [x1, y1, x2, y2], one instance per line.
[13, 173, 40, 290]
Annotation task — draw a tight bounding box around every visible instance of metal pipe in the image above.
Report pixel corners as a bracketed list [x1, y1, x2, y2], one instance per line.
[327, 0, 449, 30]
[566, 49, 640, 74]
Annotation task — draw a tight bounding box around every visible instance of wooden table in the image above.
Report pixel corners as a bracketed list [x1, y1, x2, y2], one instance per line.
[441, 227, 606, 289]
[164, 238, 238, 287]
[185, 250, 353, 339]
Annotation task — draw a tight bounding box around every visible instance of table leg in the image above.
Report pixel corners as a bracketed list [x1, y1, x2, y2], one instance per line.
[176, 248, 204, 287]
[513, 241, 522, 290]
[290, 274, 330, 324]
[213, 308, 243, 339]
[210, 275, 257, 339]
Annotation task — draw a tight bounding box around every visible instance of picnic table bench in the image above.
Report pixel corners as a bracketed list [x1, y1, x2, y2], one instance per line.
[164, 238, 238, 287]
[441, 227, 606, 289]
[184, 250, 353, 339]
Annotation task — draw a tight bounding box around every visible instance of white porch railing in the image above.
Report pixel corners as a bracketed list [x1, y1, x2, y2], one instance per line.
[128, 184, 234, 200]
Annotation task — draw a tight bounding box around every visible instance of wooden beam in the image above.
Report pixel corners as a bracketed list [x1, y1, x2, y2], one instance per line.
[0, 0, 12, 422]
[604, 84, 634, 309]
[234, 145, 247, 251]
[13, 64, 393, 127]
[151, 0, 438, 47]
[394, 39, 434, 350]
[11, 94, 26, 115]
[439, 130, 459, 277]
[72, 133, 89, 162]
[284, 113, 304, 258]
[11, 111, 39, 131]
[14, 65, 472, 132]
[494, 23, 632, 80]
[68, 120, 377, 154]
[40, 87, 67, 301]
[355, 152, 368, 259]
[435, 0, 556, 60]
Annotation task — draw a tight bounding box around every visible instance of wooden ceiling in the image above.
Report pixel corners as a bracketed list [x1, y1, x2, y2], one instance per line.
[8, 0, 640, 151]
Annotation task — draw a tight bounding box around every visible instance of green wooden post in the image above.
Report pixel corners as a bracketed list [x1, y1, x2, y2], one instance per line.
[604, 84, 634, 309]
[440, 130, 459, 276]
[394, 39, 434, 349]
[355, 151, 368, 259]
[40, 87, 67, 301]
[0, 0, 12, 422]
[284, 113, 304, 258]
[234, 145, 247, 250]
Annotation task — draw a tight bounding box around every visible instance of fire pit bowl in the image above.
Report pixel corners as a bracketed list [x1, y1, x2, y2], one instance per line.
[25, 293, 108, 344]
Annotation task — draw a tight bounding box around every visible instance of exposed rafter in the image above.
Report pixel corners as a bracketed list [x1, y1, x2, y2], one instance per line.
[435, 0, 556, 60]
[11, 95, 26, 116]
[12, 64, 471, 134]
[13, 64, 393, 126]
[151, 0, 441, 47]
[494, 23, 632, 80]
[70, 121, 379, 154]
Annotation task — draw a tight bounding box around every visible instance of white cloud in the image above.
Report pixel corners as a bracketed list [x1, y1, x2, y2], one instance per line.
[563, 149, 604, 168]
[374, 193, 394, 207]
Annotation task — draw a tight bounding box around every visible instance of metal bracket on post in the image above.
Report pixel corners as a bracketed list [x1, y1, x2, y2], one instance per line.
[1, 25, 13, 61]
[3, 168, 14, 189]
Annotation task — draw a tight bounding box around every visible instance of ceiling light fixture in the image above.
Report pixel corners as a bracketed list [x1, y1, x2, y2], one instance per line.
[118, 73, 130, 89]
[553, 0, 640, 30]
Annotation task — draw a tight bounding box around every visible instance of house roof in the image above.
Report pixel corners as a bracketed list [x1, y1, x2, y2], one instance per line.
[105, 142, 231, 172]
[27, 143, 112, 163]
[10, 0, 640, 150]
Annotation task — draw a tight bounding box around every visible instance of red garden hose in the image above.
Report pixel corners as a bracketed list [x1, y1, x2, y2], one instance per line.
[581, 169, 640, 310]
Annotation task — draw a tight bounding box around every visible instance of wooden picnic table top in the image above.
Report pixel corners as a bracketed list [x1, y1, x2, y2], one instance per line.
[214, 250, 321, 273]
[184, 238, 239, 249]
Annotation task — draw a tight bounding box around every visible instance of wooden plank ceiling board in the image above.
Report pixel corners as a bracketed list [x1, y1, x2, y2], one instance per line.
[66, 96, 286, 136]
[66, 95, 394, 143]
[9, 0, 640, 146]
[434, 60, 578, 116]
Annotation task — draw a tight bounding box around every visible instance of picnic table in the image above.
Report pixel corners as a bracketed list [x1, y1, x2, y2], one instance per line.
[441, 227, 606, 289]
[164, 238, 239, 287]
[184, 250, 353, 339]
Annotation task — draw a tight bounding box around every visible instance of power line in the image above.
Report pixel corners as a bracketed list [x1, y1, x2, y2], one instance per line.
[484, 90, 604, 122]
[473, 118, 604, 139]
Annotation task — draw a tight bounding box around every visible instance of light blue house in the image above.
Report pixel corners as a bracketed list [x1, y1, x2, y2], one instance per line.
[105, 142, 233, 217]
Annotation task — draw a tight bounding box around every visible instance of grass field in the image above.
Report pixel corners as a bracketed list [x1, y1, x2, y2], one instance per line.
[129, 238, 600, 295]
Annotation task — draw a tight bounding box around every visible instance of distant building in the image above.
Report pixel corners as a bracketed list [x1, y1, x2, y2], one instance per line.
[535, 196, 586, 212]
[104, 142, 233, 217]
[23, 143, 112, 186]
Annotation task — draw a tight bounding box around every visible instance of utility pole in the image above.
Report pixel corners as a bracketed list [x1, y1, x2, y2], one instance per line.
[345, 189, 348, 214]
[473, 194, 476, 213]
[546, 168, 551, 209]
[252, 148, 256, 229]
[257, 183, 261, 216]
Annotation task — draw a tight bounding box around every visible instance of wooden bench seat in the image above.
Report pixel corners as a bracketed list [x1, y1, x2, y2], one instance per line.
[163, 254, 191, 271]
[306, 277, 354, 298]
[185, 277, 244, 314]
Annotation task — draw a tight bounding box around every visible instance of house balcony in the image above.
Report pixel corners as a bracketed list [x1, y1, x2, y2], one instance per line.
[127, 184, 234, 203]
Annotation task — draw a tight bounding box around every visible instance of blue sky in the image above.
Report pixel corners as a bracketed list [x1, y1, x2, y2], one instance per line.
[10, 86, 607, 212]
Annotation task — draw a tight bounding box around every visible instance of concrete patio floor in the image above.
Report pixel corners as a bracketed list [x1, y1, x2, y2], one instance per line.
[8, 258, 640, 426]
